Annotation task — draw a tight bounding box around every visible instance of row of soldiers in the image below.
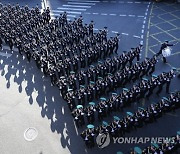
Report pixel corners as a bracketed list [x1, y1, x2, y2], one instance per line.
[80, 91, 180, 148]
[0, 3, 143, 118]
[58, 45, 142, 98]
[64, 55, 158, 111]
[58, 46, 141, 93]
[132, 132, 180, 154]
[72, 69, 176, 127]
[0, 3, 120, 83]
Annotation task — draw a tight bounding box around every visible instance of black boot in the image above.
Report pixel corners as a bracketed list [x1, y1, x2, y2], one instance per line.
[163, 57, 167, 63]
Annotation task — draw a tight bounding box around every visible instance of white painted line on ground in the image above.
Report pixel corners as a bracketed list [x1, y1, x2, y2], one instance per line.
[67, 0, 100, 2]
[51, 13, 59, 16]
[142, 25, 145, 29]
[133, 35, 141, 38]
[41, 0, 46, 13]
[67, 14, 77, 17]
[101, 13, 107, 15]
[0, 52, 12, 57]
[51, 17, 56, 20]
[93, 12, 99, 15]
[141, 29, 144, 33]
[62, 5, 91, 8]
[138, 15, 144, 18]
[140, 40, 143, 45]
[127, 1, 133, 3]
[144, 16, 147, 20]
[141, 35, 144, 39]
[129, 15, 135, 17]
[145, 12, 148, 16]
[110, 14, 116, 16]
[67, 2, 96, 5]
[57, 7, 86, 11]
[112, 31, 119, 33]
[93, 28, 99, 31]
[84, 12, 91, 14]
[51, 13, 76, 17]
[143, 20, 146, 24]
[119, 14, 127, 16]
[52, 10, 82, 14]
[121, 33, 129, 36]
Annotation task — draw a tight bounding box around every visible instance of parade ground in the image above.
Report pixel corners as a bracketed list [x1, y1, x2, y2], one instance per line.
[0, 0, 180, 154]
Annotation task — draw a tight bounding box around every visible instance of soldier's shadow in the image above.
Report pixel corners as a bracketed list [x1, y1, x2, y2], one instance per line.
[0, 50, 92, 154]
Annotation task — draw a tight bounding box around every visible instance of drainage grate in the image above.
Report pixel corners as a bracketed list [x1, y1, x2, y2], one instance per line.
[24, 127, 38, 141]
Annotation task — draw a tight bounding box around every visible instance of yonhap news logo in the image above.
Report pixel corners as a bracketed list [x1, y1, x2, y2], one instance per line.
[96, 133, 175, 148]
[96, 132, 110, 148]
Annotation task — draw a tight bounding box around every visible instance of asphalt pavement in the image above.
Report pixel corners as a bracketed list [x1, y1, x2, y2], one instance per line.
[0, 0, 180, 154]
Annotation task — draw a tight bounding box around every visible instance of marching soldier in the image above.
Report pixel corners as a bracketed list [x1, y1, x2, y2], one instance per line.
[113, 33, 120, 54]
[156, 72, 167, 95]
[146, 75, 158, 98]
[165, 69, 176, 93]
[0, 37, 2, 50]
[135, 44, 143, 61]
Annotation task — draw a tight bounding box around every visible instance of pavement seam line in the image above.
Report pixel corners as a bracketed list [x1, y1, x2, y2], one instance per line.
[157, 16, 179, 29]
[150, 18, 177, 26]
[149, 39, 177, 48]
[149, 28, 179, 36]
[171, 51, 180, 56]
[158, 6, 180, 20]
[149, 48, 156, 54]
[150, 35, 162, 43]
[145, 2, 153, 57]
[154, 25, 179, 41]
